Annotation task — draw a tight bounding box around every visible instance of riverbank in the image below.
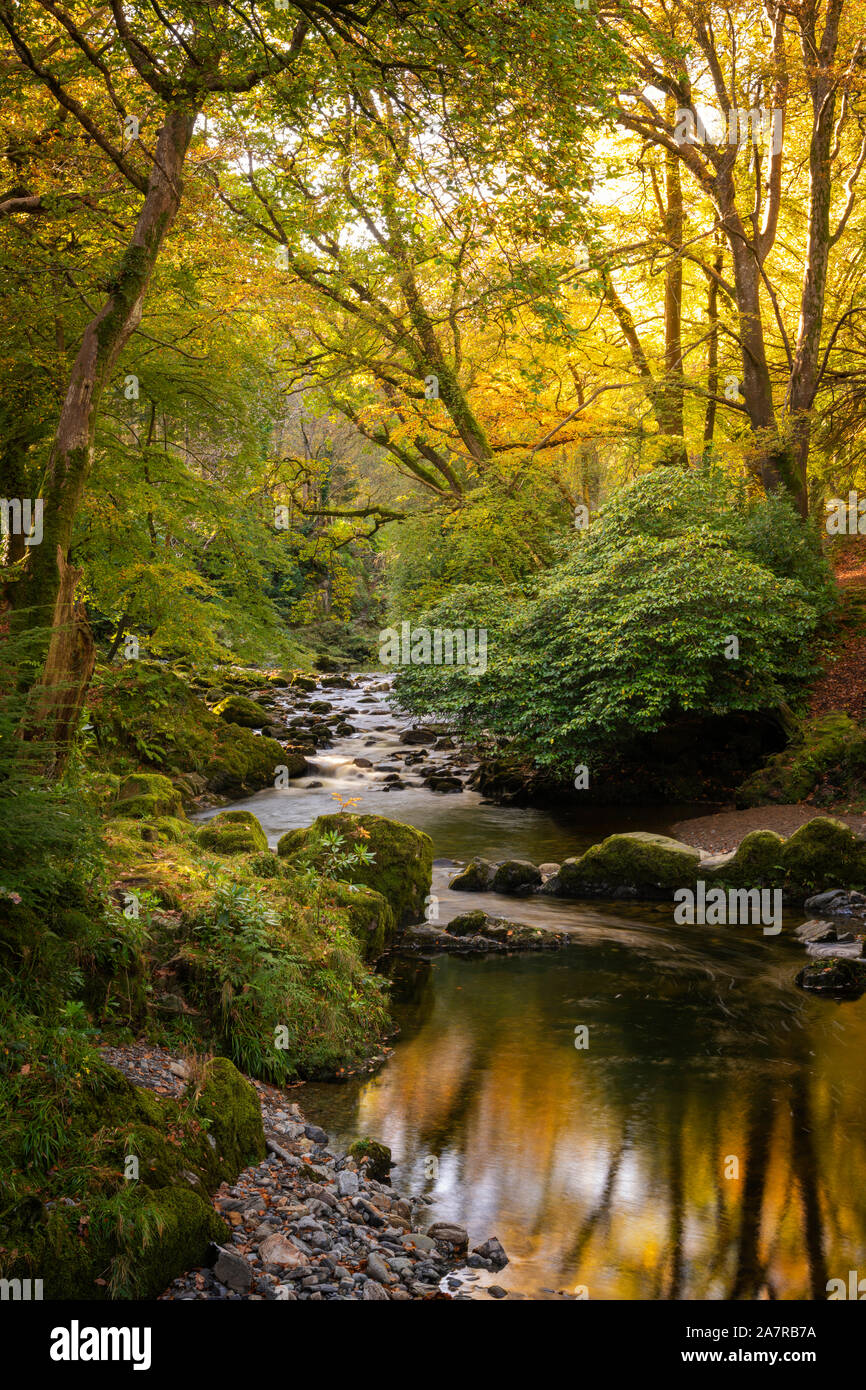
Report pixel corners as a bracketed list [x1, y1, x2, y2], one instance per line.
[101, 1043, 510, 1301]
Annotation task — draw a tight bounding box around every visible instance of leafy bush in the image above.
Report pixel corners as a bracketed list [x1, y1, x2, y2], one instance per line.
[394, 469, 836, 776]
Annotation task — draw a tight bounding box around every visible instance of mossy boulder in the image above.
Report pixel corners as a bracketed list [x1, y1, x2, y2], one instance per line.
[779, 817, 866, 895]
[205, 726, 295, 796]
[194, 1056, 266, 1174]
[490, 860, 542, 894]
[736, 713, 866, 809]
[195, 810, 268, 855]
[319, 879, 396, 959]
[449, 858, 495, 891]
[347, 1136, 392, 1182]
[155, 815, 192, 843]
[278, 813, 433, 927]
[214, 695, 266, 728]
[553, 832, 702, 898]
[0, 1053, 263, 1299]
[112, 773, 185, 820]
[702, 830, 786, 887]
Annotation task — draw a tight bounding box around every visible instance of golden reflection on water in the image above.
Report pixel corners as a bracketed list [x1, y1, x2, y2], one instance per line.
[306, 925, 866, 1300]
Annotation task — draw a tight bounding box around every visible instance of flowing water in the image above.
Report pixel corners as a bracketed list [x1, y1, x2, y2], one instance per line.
[199, 674, 866, 1300]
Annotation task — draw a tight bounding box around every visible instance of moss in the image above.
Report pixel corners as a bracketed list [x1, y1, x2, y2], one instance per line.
[277, 813, 433, 927]
[194, 811, 268, 855]
[347, 1136, 392, 1182]
[557, 832, 702, 898]
[704, 830, 786, 887]
[154, 815, 192, 843]
[205, 726, 289, 796]
[213, 695, 266, 728]
[779, 817, 866, 894]
[736, 713, 866, 809]
[0, 1051, 261, 1299]
[112, 773, 185, 820]
[249, 851, 280, 878]
[194, 1057, 266, 1174]
[319, 879, 396, 960]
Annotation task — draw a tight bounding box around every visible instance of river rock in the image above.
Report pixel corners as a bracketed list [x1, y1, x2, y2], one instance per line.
[795, 959, 866, 997]
[427, 1222, 469, 1251]
[806, 939, 863, 959]
[804, 888, 866, 917]
[473, 1236, 508, 1269]
[794, 919, 844, 943]
[336, 1169, 359, 1197]
[213, 1246, 253, 1293]
[259, 1233, 306, 1268]
[362, 1279, 390, 1299]
[449, 858, 495, 891]
[423, 775, 463, 793]
[490, 859, 542, 894]
[366, 1252, 395, 1284]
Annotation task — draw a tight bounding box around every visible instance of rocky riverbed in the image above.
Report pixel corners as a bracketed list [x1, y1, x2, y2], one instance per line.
[100, 1044, 514, 1301]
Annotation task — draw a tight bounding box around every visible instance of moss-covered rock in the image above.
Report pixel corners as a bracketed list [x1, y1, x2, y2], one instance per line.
[277, 813, 433, 927]
[553, 832, 702, 898]
[490, 860, 541, 894]
[205, 726, 294, 796]
[779, 817, 866, 895]
[194, 811, 268, 855]
[318, 879, 396, 959]
[736, 713, 866, 809]
[448, 858, 495, 891]
[0, 1051, 263, 1299]
[347, 1136, 392, 1182]
[112, 773, 185, 820]
[194, 1056, 266, 1174]
[214, 695, 266, 728]
[155, 815, 193, 843]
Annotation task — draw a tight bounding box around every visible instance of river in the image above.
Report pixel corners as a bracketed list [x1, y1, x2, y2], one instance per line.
[197, 673, 866, 1300]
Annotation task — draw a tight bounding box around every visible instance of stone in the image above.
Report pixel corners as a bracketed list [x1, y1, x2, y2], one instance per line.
[427, 1222, 469, 1251]
[490, 860, 542, 894]
[806, 939, 862, 959]
[304, 1124, 329, 1145]
[362, 1279, 390, 1300]
[258, 1233, 305, 1268]
[366, 1252, 394, 1284]
[488, 1285, 508, 1298]
[336, 1170, 359, 1197]
[472, 1236, 508, 1269]
[448, 858, 495, 891]
[213, 1247, 252, 1293]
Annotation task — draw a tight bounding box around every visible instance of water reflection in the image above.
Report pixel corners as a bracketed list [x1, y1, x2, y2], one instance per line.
[304, 926, 866, 1300]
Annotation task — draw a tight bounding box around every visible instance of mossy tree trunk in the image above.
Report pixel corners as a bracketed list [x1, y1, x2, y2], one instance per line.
[10, 105, 195, 765]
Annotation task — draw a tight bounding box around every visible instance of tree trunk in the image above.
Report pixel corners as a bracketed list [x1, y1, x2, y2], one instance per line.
[10, 103, 196, 748]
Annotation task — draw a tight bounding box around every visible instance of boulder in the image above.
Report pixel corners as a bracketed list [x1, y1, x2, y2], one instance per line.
[553, 832, 701, 898]
[490, 859, 542, 894]
[195, 810, 268, 855]
[277, 813, 433, 928]
[213, 694, 266, 728]
[113, 773, 185, 820]
[448, 858, 495, 891]
[347, 1137, 392, 1182]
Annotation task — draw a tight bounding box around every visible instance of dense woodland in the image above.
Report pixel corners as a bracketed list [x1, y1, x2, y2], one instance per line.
[2, 0, 866, 1313]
